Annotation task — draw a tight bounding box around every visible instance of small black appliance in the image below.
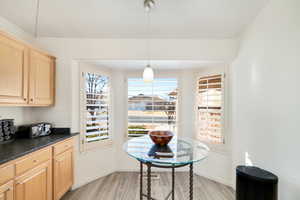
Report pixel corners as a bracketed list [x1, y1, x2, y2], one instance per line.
[17, 123, 52, 138]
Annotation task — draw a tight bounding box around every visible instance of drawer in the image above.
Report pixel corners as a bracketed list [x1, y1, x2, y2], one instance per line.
[53, 139, 73, 156]
[15, 148, 51, 175]
[0, 180, 13, 199]
[0, 164, 14, 185]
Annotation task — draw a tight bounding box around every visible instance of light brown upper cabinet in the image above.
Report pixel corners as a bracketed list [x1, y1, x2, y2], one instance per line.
[0, 33, 29, 105]
[29, 50, 55, 106]
[0, 32, 55, 106]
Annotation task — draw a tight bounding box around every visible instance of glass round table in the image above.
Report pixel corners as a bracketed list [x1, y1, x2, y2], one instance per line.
[124, 135, 209, 200]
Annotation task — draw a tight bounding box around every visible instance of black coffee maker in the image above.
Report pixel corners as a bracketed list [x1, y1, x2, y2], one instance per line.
[0, 119, 16, 143]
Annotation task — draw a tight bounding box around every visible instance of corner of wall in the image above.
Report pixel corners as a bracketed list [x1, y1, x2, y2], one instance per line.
[0, 15, 35, 44]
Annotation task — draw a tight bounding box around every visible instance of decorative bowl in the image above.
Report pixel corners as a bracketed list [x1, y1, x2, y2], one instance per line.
[149, 130, 174, 146]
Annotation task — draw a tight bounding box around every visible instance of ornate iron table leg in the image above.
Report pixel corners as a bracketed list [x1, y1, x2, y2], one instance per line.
[189, 164, 193, 200]
[140, 162, 143, 200]
[147, 163, 152, 200]
[172, 167, 175, 200]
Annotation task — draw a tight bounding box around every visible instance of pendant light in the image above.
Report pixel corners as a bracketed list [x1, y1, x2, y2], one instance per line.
[143, 64, 154, 83]
[143, 0, 155, 83]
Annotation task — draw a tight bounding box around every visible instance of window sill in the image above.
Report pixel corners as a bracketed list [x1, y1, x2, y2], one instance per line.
[80, 139, 113, 153]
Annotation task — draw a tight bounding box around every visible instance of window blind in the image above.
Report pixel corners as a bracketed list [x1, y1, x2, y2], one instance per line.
[197, 74, 224, 144]
[82, 72, 110, 143]
[128, 78, 178, 137]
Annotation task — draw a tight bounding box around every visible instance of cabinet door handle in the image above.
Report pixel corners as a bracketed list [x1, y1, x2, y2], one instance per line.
[24, 98, 27, 101]
[30, 98, 33, 102]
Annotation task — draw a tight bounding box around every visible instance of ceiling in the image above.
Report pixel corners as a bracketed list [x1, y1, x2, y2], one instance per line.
[0, 0, 268, 38]
[84, 60, 225, 70]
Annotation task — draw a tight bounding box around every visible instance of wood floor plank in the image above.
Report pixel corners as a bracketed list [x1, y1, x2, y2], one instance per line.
[62, 172, 235, 200]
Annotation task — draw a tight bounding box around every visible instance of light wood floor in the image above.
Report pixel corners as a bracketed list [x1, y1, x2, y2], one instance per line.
[62, 172, 235, 200]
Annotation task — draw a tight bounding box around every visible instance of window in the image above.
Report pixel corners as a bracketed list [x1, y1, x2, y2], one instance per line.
[127, 78, 178, 137]
[196, 74, 224, 144]
[80, 71, 111, 150]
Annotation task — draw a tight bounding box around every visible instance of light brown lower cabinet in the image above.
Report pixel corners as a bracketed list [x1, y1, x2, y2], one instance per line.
[53, 149, 74, 200]
[15, 161, 52, 200]
[0, 181, 13, 200]
[0, 138, 74, 200]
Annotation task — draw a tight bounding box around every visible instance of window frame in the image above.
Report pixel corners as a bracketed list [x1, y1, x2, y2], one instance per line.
[79, 66, 113, 152]
[194, 68, 229, 153]
[124, 72, 182, 139]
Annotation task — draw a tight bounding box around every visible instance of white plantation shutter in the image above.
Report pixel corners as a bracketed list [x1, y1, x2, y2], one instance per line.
[80, 71, 111, 150]
[196, 74, 224, 144]
[128, 78, 178, 137]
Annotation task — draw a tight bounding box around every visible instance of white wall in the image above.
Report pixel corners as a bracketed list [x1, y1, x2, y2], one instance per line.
[27, 37, 238, 188]
[0, 14, 238, 188]
[70, 63, 233, 187]
[192, 66, 233, 186]
[70, 62, 117, 189]
[0, 16, 35, 44]
[0, 107, 27, 126]
[107, 67, 233, 186]
[30, 37, 238, 130]
[36, 38, 238, 62]
[231, 0, 300, 199]
[1, 0, 300, 196]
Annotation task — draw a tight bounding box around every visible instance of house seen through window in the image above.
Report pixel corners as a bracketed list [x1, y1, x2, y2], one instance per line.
[127, 78, 178, 137]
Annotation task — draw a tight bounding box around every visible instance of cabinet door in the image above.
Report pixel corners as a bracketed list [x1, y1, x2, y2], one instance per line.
[0, 181, 13, 200]
[0, 34, 28, 104]
[29, 50, 55, 106]
[53, 149, 73, 200]
[15, 161, 52, 200]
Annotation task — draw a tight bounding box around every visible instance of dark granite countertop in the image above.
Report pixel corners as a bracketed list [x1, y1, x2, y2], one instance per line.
[0, 129, 79, 165]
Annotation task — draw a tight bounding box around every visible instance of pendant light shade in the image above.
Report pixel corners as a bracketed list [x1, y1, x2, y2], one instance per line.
[143, 65, 154, 83]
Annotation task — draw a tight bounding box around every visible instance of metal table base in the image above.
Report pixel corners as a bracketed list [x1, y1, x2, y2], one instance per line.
[139, 161, 194, 200]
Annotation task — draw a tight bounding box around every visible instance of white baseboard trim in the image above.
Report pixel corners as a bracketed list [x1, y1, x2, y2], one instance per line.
[195, 171, 233, 188]
[72, 170, 114, 190]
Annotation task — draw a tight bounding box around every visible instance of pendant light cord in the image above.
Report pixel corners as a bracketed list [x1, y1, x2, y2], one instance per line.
[146, 7, 151, 66]
[34, 0, 41, 38]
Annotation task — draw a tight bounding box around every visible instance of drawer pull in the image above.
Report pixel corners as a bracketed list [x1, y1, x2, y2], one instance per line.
[54, 139, 73, 155]
[15, 148, 51, 175]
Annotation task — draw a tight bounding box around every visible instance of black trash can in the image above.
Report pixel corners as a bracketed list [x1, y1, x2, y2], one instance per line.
[236, 165, 278, 200]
